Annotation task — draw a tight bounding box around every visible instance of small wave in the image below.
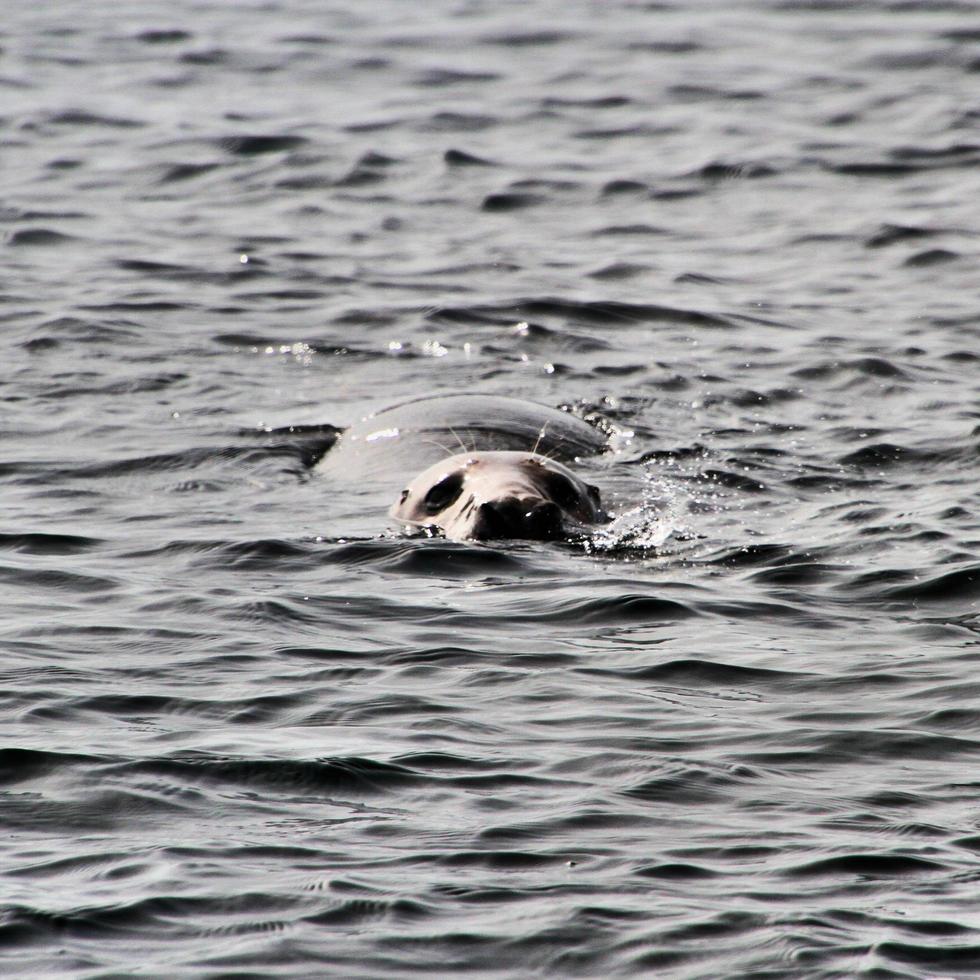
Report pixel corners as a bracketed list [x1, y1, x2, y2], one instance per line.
[443, 148, 495, 167]
[121, 754, 425, 796]
[306, 896, 430, 926]
[877, 940, 980, 970]
[48, 110, 142, 128]
[415, 68, 501, 87]
[0, 891, 297, 944]
[865, 222, 943, 247]
[905, 248, 960, 266]
[0, 564, 118, 595]
[536, 593, 696, 624]
[158, 161, 223, 183]
[882, 564, 979, 602]
[0, 532, 101, 555]
[581, 658, 806, 688]
[624, 762, 760, 805]
[134, 29, 193, 44]
[421, 111, 498, 132]
[425, 297, 734, 329]
[636, 862, 721, 879]
[783, 852, 948, 877]
[348, 538, 526, 576]
[481, 192, 546, 212]
[6, 228, 76, 246]
[216, 134, 306, 155]
[0, 747, 102, 787]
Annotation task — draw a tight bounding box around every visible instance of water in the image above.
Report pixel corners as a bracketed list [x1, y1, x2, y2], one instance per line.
[3, 1, 980, 976]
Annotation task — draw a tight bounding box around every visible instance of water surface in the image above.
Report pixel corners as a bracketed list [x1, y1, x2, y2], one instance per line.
[3, 1, 980, 976]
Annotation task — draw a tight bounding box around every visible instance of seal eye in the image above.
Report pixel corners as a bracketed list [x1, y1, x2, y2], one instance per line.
[399, 489, 410, 505]
[587, 484, 601, 506]
[423, 472, 464, 515]
[546, 474, 581, 510]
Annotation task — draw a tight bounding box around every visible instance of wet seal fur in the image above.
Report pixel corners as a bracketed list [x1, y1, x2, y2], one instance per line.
[317, 394, 610, 542]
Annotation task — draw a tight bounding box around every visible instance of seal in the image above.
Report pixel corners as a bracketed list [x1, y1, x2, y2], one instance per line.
[316, 393, 610, 542]
[390, 450, 608, 542]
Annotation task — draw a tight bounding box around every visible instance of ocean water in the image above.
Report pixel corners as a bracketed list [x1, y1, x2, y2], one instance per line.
[3, 1, 980, 976]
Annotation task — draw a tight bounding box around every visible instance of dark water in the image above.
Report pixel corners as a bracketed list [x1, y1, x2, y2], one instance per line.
[3, 1, 980, 976]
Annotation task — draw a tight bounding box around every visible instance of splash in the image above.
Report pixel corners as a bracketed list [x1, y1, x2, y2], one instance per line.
[586, 467, 691, 554]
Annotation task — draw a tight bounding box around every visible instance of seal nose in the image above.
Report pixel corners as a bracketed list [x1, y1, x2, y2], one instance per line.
[475, 496, 563, 540]
[526, 500, 562, 537]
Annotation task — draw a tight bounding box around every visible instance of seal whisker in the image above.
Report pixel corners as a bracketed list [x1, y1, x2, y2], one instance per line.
[532, 424, 549, 456]
[447, 426, 472, 455]
[419, 436, 458, 458]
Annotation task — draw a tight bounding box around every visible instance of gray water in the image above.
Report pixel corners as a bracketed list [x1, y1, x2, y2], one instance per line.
[3, 1, 980, 976]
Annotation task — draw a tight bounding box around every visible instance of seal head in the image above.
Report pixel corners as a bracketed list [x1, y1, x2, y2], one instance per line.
[390, 450, 607, 542]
